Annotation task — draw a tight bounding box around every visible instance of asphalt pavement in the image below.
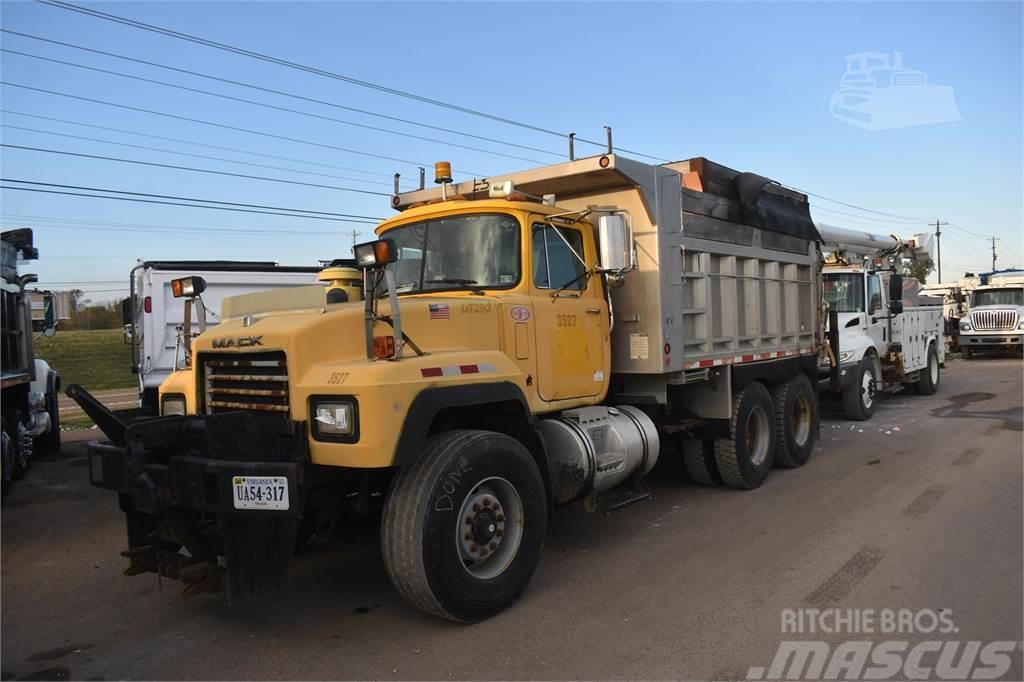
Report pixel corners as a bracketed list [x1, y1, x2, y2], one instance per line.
[2, 357, 1021, 681]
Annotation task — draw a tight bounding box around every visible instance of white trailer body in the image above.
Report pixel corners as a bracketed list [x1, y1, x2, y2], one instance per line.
[128, 261, 320, 412]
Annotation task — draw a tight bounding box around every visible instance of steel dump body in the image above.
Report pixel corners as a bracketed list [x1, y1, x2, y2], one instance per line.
[395, 155, 821, 380]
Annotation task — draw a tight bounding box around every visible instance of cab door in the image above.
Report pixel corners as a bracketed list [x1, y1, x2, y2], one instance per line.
[529, 219, 606, 401]
[866, 273, 888, 352]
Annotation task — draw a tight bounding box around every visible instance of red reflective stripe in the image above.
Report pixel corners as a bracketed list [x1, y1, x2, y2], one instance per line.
[420, 367, 443, 378]
[459, 364, 479, 374]
[698, 359, 715, 368]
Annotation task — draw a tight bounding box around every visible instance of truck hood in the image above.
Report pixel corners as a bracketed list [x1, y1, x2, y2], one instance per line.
[192, 296, 503, 366]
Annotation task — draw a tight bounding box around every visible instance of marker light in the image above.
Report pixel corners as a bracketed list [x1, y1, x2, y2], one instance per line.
[373, 335, 396, 359]
[353, 238, 397, 269]
[170, 276, 207, 298]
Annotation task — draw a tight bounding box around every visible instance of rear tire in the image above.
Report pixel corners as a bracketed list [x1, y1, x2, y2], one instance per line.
[714, 382, 775, 489]
[681, 437, 722, 486]
[915, 343, 940, 395]
[381, 430, 547, 622]
[1, 429, 13, 498]
[772, 374, 817, 468]
[842, 358, 876, 421]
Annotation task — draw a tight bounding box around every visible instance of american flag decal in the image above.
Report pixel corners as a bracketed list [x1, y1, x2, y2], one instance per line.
[428, 303, 450, 319]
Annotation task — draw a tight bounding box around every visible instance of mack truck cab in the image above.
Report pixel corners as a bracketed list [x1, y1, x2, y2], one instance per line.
[819, 225, 944, 420]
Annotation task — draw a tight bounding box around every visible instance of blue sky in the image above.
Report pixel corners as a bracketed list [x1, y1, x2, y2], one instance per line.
[1, 1, 1021, 301]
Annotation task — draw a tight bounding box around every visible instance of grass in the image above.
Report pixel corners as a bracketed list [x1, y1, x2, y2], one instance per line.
[35, 328, 136, 391]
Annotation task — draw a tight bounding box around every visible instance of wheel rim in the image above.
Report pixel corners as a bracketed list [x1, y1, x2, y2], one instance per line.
[929, 354, 938, 384]
[746, 405, 771, 466]
[791, 393, 812, 446]
[861, 370, 874, 409]
[456, 476, 524, 580]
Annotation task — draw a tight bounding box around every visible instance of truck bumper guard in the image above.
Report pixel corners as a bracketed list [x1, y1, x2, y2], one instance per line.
[68, 384, 315, 604]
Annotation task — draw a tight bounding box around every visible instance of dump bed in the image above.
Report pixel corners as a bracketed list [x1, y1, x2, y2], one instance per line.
[395, 155, 822, 377]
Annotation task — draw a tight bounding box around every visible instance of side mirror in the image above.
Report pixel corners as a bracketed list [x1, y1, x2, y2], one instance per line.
[598, 215, 631, 272]
[121, 297, 132, 326]
[42, 294, 57, 338]
[890, 301, 904, 315]
[888, 273, 903, 302]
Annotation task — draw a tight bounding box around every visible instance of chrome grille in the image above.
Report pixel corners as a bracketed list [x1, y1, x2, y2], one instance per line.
[970, 310, 1018, 331]
[201, 351, 289, 415]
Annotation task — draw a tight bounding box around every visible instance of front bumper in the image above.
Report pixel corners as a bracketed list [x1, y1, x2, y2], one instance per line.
[817, 361, 858, 391]
[959, 331, 1023, 348]
[87, 411, 316, 603]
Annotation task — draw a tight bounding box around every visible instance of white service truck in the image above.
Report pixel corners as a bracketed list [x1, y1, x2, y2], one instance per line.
[818, 225, 945, 420]
[959, 273, 1024, 357]
[124, 261, 322, 414]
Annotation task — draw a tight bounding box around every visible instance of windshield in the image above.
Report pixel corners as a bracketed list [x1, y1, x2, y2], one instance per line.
[823, 273, 865, 313]
[378, 213, 520, 294]
[972, 288, 1023, 307]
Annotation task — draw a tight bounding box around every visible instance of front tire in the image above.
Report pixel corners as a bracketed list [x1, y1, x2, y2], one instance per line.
[714, 382, 775, 489]
[381, 430, 547, 622]
[842, 358, 877, 421]
[37, 391, 61, 454]
[915, 343, 940, 395]
[961, 346, 973, 359]
[772, 374, 817, 468]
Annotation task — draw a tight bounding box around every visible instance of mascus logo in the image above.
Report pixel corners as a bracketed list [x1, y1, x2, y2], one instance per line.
[212, 335, 263, 349]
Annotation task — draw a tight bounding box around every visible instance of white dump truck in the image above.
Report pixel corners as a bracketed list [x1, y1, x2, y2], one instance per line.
[959, 272, 1024, 357]
[124, 261, 324, 415]
[818, 225, 945, 420]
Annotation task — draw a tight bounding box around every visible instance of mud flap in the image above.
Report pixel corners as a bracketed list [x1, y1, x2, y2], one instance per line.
[220, 514, 301, 604]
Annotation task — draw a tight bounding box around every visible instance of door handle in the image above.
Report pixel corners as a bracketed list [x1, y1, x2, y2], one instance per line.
[585, 308, 601, 314]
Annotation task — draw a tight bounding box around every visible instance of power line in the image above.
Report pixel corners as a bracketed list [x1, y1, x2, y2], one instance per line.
[1, 81, 483, 175]
[2, 109, 397, 180]
[792, 186, 931, 222]
[3, 123, 407, 188]
[946, 222, 991, 239]
[1, 179, 384, 223]
[811, 206, 925, 227]
[1, 47, 547, 165]
[34, 0, 668, 162]
[2, 143, 396, 197]
[5, 218, 346, 237]
[0, 29, 563, 159]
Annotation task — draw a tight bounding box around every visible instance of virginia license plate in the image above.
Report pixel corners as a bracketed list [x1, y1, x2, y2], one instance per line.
[232, 476, 289, 510]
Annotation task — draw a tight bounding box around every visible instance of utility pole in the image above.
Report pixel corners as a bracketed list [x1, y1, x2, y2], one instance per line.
[991, 236, 999, 271]
[350, 229, 360, 255]
[933, 219, 948, 282]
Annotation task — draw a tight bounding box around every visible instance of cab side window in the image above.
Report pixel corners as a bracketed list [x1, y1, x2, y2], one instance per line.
[867, 275, 882, 314]
[532, 223, 586, 291]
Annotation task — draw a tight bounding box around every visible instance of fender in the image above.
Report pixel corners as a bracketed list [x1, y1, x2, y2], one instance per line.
[392, 381, 533, 467]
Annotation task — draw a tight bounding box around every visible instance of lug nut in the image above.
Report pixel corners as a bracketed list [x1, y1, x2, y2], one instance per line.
[464, 532, 473, 540]
[479, 548, 489, 557]
[470, 544, 478, 553]
[496, 514, 505, 522]
[473, 503, 482, 512]
[466, 517, 473, 525]
[496, 529, 504, 537]
[482, 498, 492, 507]
[489, 542, 497, 550]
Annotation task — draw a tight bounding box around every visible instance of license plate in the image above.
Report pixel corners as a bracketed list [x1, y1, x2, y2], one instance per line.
[232, 476, 289, 510]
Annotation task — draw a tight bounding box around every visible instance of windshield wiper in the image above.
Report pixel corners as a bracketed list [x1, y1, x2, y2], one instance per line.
[427, 278, 485, 295]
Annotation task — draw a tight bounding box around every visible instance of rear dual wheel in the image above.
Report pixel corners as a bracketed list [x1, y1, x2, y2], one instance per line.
[381, 430, 547, 622]
[714, 382, 776, 489]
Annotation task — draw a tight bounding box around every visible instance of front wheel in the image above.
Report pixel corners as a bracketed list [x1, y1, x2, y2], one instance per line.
[37, 391, 61, 454]
[381, 430, 547, 622]
[961, 347, 973, 359]
[842, 358, 877, 421]
[915, 343, 940, 395]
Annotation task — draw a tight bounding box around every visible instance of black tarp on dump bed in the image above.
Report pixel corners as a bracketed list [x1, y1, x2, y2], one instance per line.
[734, 172, 822, 243]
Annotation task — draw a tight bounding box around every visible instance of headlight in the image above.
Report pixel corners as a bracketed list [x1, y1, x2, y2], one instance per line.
[960, 321, 972, 332]
[838, 350, 856, 363]
[161, 394, 186, 416]
[311, 398, 359, 441]
[1018, 320, 1024, 330]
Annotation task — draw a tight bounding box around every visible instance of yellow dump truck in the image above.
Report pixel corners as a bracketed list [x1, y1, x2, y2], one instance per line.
[71, 153, 824, 621]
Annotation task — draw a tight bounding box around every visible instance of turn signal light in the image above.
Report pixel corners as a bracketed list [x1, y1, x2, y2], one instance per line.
[373, 335, 396, 359]
[354, 238, 398, 269]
